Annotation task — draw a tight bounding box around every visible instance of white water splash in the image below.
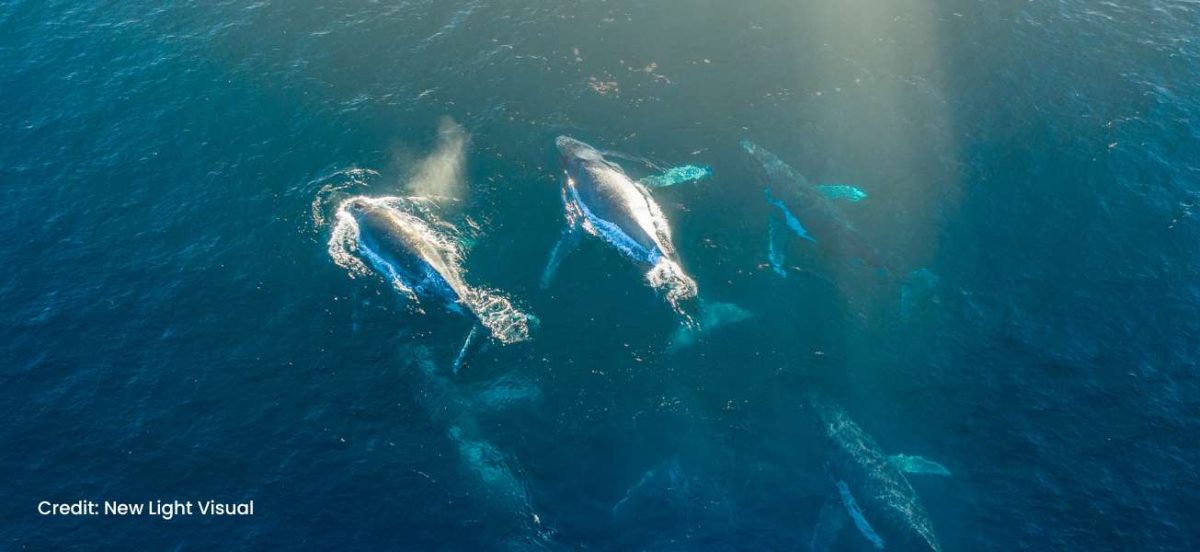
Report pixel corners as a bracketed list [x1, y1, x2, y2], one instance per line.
[465, 286, 538, 345]
[646, 257, 699, 319]
[327, 206, 372, 278]
[561, 172, 699, 319]
[327, 195, 535, 344]
[309, 167, 380, 229]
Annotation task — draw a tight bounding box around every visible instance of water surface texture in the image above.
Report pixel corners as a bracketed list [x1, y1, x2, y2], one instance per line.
[2, 0, 1199, 549]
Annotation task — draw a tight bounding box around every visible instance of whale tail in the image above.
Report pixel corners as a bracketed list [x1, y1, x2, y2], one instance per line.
[645, 257, 699, 321]
[667, 299, 752, 352]
[463, 288, 539, 345]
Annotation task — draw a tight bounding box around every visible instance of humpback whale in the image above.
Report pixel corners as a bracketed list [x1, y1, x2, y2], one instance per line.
[740, 139, 884, 277]
[541, 137, 750, 344]
[541, 136, 699, 319]
[398, 346, 549, 541]
[807, 393, 949, 552]
[330, 196, 535, 371]
[741, 139, 940, 317]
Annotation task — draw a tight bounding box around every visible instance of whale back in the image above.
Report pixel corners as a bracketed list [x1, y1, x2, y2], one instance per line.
[810, 395, 942, 552]
[571, 160, 671, 262]
[353, 201, 468, 305]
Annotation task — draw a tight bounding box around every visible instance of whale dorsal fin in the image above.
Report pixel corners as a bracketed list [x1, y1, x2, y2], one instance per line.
[888, 454, 952, 477]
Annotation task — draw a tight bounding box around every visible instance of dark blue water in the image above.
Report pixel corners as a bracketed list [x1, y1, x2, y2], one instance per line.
[3, 0, 1198, 549]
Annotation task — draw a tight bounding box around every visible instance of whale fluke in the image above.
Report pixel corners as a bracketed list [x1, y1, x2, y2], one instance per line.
[667, 300, 752, 352]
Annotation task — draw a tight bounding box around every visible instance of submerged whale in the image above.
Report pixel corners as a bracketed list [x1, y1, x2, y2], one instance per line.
[331, 196, 535, 370]
[740, 139, 883, 277]
[541, 136, 699, 318]
[398, 345, 549, 541]
[807, 393, 949, 551]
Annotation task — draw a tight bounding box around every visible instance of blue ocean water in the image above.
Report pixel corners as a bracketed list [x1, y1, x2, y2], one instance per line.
[2, 0, 1199, 549]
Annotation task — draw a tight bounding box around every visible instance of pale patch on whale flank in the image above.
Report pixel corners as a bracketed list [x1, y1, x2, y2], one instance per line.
[836, 480, 886, 550]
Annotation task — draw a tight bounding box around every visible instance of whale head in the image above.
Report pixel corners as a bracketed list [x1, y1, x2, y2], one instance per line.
[555, 136, 604, 170]
[344, 197, 374, 219]
[342, 197, 399, 251]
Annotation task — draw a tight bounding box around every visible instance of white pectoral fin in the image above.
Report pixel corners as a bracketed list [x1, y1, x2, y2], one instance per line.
[836, 480, 886, 549]
[767, 214, 788, 277]
[888, 454, 952, 477]
[810, 495, 848, 552]
[764, 188, 816, 243]
[638, 165, 714, 188]
[540, 227, 581, 289]
[452, 324, 484, 375]
[777, 203, 816, 243]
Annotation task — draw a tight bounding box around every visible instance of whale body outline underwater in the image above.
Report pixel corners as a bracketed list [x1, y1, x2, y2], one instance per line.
[319, 133, 952, 548]
[328, 195, 537, 371]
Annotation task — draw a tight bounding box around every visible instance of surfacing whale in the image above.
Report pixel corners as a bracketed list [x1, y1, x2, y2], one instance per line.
[542, 136, 699, 317]
[541, 137, 749, 343]
[807, 392, 948, 552]
[329, 195, 536, 371]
